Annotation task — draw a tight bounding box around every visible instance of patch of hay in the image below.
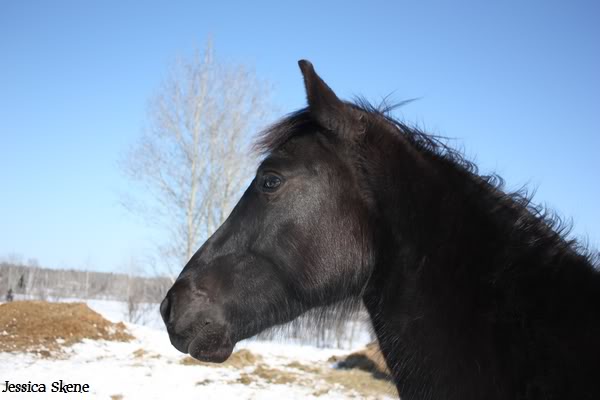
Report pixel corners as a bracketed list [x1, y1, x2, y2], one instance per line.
[180, 348, 262, 368]
[236, 364, 302, 386]
[321, 368, 397, 398]
[329, 342, 392, 380]
[236, 373, 254, 385]
[312, 388, 330, 397]
[131, 348, 160, 360]
[180, 356, 203, 366]
[132, 348, 147, 358]
[253, 364, 299, 385]
[177, 343, 396, 397]
[178, 342, 397, 397]
[226, 349, 263, 368]
[324, 342, 396, 398]
[286, 360, 322, 374]
[244, 359, 395, 397]
[0, 301, 133, 356]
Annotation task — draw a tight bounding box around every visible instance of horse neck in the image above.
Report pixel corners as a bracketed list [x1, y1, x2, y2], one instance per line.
[359, 127, 600, 399]
[356, 129, 512, 397]
[361, 131, 474, 265]
[360, 128, 575, 280]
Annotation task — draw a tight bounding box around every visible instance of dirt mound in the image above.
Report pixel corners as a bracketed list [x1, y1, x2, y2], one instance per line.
[329, 342, 392, 380]
[0, 301, 133, 356]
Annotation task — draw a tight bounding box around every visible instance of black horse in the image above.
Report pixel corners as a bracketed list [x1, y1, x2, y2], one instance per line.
[161, 61, 600, 399]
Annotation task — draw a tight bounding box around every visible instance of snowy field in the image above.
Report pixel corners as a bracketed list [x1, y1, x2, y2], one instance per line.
[0, 299, 397, 399]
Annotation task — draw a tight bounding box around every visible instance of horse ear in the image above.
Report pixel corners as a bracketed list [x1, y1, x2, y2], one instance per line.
[298, 60, 350, 134]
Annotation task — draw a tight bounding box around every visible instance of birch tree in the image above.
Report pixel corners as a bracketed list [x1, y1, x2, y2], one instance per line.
[121, 42, 272, 277]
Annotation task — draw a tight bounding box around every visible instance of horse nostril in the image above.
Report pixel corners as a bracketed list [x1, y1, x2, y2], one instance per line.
[160, 295, 171, 324]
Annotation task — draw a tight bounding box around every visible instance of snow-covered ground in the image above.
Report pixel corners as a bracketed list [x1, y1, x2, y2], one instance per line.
[0, 300, 396, 399]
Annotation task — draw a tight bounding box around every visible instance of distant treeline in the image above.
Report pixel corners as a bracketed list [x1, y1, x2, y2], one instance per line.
[0, 262, 170, 303]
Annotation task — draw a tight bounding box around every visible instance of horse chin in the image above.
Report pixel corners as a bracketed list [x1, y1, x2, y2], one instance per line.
[187, 324, 235, 363]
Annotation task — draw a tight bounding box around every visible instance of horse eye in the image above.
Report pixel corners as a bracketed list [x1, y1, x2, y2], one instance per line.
[262, 175, 282, 192]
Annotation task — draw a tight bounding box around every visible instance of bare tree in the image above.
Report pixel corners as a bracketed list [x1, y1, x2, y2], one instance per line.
[121, 40, 272, 278]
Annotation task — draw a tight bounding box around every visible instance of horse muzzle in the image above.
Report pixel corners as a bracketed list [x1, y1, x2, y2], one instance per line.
[160, 279, 234, 363]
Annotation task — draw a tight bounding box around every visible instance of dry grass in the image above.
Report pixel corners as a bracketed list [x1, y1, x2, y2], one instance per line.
[131, 348, 160, 360]
[192, 346, 399, 398]
[329, 342, 392, 380]
[321, 367, 396, 398]
[0, 301, 133, 357]
[253, 364, 300, 385]
[180, 348, 262, 368]
[132, 348, 147, 358]
[236, 364, 304, 386]
[324, 342, 396, 397]
[285, 360, 321, 374]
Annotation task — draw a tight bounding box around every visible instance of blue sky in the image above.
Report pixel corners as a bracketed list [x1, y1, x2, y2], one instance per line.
[1, 0, 598, 273]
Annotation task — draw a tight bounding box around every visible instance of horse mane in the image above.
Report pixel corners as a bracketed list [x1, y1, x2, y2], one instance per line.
[255, 98, 598, 270]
